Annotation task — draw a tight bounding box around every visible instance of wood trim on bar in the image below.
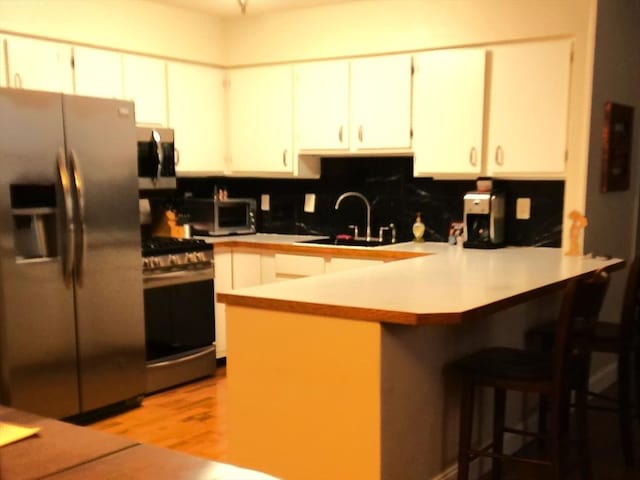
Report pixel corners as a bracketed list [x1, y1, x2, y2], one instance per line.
[212, 240, 428, 261]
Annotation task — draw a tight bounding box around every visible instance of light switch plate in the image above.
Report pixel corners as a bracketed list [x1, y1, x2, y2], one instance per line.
[261, 194, 270, 211]
[304, 193, 316, 213]
[516, 197, 531, 220]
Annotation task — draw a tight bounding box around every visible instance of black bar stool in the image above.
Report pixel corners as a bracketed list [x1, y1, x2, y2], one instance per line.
[453, 270, 610, 480]
[528, 256, 640, 466]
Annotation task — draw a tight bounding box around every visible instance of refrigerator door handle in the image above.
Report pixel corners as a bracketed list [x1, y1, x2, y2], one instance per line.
[56, 148, 75, 287]
[68, 149, 86, 286]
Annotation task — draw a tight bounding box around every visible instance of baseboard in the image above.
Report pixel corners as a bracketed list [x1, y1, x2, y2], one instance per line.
[429, 362, 618, 480]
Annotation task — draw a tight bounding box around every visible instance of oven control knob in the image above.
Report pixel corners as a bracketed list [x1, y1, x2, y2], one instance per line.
[169, 254, 178, 265]
[151, 257, 161, 268]
[186, 252, 196, 263]
[196, 252, 206, 262]
[142, 258, 150, 269]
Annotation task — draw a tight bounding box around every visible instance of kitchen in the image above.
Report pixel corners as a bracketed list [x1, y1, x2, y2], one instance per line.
[0, 0, 639, 479]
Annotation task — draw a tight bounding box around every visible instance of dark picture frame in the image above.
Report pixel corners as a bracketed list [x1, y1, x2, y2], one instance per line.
[601, 101, 634, 193]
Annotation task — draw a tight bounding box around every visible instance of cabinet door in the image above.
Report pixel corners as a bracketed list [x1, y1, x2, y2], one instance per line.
[227, 65, 294, 174]
[0, 36, 7, 88]
[350, 54, 412, 150]
[294, 60, 350, 151]
[232, 251, 263, 289]
[74, 46, 123, 99]
[486, 39, 572, 176]
[123, 54, 167, 126]
[214, 249, 232, 359]
[167, 62, 225, 174]
[5, 36, 73, 93]
[413, 48, 485, 177]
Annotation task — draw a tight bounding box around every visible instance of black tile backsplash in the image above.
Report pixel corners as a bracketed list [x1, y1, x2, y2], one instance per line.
[176, 157, 564, 247]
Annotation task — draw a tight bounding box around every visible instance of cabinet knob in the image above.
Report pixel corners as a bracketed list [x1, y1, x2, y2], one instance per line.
[358, 125, 363, 142]
[495, 145, 504, 166]
[282, 149, 288, 167]
[13, 73, 23, 89]
[338, 125, 344, 143]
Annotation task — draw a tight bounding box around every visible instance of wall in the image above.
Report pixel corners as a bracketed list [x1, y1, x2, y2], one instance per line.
[176, 158, 564, 247]
[584, 0, 640, 371]
[223, 0, 597, 251]
[0, 0, 225, 64]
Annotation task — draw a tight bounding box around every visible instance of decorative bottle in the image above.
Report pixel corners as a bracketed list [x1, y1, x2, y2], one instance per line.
[412, 213, 425, 242]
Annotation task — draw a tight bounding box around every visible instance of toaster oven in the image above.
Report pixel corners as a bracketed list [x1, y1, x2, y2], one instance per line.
[184, 197, 257, 236]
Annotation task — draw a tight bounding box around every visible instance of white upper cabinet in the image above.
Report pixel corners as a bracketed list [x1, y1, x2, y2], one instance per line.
[486, 39, 572, 176]
[5, 36, 73, 93]
[294, 60, 350, 152]
[413, 48, 486, 178]
[123, 54, 167, 126]
[0, 36, 6, 88]
[350, 54, 413, 151]
[227, 65, 294, 174]
[167, 62, 225, 174]
[73, 47, 123, 99]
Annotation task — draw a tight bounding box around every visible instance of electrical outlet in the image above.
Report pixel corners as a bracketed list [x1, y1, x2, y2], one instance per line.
[260, 194, 270, 211]
[516, 198, 531, 220]
[304, 193, 316, 213]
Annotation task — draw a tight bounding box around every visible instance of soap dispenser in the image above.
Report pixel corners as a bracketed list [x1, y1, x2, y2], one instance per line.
[412, 213, 425, 242]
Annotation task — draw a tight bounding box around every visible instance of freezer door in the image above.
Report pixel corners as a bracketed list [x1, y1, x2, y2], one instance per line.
[0, 88, 80, 418]
[62, 94, 145, 412]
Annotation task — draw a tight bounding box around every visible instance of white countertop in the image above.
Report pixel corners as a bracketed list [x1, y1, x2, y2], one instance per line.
[215, 236, 623, 324]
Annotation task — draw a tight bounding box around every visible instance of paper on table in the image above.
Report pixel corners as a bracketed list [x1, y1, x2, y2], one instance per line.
[0, 422, 40, 447]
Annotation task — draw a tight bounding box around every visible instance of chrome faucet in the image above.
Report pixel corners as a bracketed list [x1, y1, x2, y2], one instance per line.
[335, 192, 372, 241]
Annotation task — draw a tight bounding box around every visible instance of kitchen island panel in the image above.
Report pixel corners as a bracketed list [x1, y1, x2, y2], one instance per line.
[227, 306, 382, 480]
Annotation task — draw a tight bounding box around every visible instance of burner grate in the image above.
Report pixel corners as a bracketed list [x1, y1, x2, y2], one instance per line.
[142, 237, 210, 256]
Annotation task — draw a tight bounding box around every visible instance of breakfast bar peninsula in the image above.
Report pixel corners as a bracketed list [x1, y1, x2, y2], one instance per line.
[218, 242, 622, 480]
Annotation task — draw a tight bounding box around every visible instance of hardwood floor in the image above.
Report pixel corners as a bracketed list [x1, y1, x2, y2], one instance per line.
[89, 367, 228, 462]
[89, 370, 640, 478]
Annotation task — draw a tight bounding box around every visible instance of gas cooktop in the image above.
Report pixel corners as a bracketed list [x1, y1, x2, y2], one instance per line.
[141, 237, 211, 257]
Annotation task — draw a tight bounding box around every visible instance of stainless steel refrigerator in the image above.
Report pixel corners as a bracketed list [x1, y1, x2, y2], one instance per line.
[0, 88, 145, 419]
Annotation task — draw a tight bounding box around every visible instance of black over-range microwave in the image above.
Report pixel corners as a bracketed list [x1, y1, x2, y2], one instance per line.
[137, 126, 176, 189]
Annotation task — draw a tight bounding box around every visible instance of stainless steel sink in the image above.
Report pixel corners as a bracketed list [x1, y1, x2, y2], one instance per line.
[297, 237, 392, 248]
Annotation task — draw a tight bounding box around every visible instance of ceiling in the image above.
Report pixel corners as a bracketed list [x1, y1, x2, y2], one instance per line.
[146, 0, 365, 17]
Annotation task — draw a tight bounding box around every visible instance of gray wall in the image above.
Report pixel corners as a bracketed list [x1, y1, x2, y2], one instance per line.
[584, 0, 640, 370]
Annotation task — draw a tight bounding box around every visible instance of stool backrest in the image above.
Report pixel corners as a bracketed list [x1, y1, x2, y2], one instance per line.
[552, 270, 610, 394]
[619, 256, 640, 343]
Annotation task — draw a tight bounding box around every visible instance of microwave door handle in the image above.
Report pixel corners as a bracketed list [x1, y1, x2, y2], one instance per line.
[152, 129, 163, 182]
[56, 148, 75, 287]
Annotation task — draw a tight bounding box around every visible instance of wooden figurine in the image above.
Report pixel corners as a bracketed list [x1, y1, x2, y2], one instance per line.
[565, 210, 588, 256]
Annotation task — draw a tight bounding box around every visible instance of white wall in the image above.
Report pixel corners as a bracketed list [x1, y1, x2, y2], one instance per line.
[0, 0, 225, 64]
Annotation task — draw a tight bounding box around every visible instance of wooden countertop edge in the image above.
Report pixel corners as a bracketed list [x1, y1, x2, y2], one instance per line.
[212, 240, 428, 261]
[218, 261, 626, 326]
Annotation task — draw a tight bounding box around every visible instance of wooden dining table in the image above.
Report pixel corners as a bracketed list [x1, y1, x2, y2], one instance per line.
[0, 405, 277, 480]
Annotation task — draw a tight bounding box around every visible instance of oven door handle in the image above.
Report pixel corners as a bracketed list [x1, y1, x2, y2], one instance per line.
[143, 267, 214, 288]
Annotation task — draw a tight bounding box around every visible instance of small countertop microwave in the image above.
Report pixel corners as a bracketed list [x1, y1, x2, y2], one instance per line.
[184, 197, 257, 236]
[137, 126, 176, 190]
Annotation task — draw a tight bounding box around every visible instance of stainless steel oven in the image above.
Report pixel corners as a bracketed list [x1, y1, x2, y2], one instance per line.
[141, 237, 216, 393]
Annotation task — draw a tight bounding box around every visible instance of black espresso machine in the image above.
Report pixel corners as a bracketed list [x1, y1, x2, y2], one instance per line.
[463, 189, 505, 248]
